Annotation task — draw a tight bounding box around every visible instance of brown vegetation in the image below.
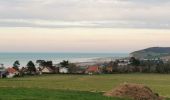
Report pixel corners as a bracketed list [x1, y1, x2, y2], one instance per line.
[104, 83, 164, 100]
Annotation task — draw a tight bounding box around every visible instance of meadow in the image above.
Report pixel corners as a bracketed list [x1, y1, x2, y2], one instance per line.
[0, 74, 170, 100]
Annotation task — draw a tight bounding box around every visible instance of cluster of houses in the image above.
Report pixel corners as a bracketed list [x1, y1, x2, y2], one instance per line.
[0, 63, 101, 78]
[0, 58, 131, 78]
[0, 57, 169, 78]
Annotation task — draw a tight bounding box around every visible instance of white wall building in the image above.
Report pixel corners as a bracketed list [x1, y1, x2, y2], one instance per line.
[59, 67, 68, 73]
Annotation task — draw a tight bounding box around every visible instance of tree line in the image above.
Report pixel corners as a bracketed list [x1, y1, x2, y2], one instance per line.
[102, 57, 170, 74]
[11, 57, 170, 75]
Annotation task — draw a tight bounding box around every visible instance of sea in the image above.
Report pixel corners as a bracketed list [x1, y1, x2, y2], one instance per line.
[0, 53, 128, 67]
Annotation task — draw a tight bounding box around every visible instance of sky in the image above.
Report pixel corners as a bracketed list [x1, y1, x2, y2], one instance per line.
[0, 0, 170, 53]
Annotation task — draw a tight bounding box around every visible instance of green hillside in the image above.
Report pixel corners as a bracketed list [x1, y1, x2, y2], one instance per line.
[130, 47, 170, 59]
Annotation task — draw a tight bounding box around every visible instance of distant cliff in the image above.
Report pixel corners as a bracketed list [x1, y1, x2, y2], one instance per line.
[130, 47, 170, 59]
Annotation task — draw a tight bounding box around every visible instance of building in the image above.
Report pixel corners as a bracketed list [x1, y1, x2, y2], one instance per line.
[117, 59, 130, 66]
[105, 66, 113, 73]
[85, 65, 101, 74]
[6, 67, 19, 78]
[74, 66, 86, 74]
[59, 67, 68, 74]
[41, 67, 54, 74]
[118, 62, 129, 66]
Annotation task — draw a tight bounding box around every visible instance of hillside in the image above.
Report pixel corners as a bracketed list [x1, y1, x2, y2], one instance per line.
[130, 47, 170, 59]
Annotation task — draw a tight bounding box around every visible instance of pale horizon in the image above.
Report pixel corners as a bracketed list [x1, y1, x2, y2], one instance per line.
[0, 27, 170, 53]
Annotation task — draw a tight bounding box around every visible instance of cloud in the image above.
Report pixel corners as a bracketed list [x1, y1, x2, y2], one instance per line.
[0, 0, 170, 28]
[0, 19, 169, 29]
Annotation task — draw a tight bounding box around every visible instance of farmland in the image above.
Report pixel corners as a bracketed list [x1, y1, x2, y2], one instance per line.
[0, 74, 170, 100]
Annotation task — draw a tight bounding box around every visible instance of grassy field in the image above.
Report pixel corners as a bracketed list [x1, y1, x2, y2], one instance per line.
[0, 74, 170, 100]
[0, 88, 131, 100]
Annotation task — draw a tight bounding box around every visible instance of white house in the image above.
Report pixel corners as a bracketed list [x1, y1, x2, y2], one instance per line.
[41, 67, 53, 74]
[118, 63, 129, 66]
[59, 67, 68, 74]
[118, 59, 130, 66]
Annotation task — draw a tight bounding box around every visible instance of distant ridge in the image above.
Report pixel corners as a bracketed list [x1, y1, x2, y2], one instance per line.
[130, 47, 170, 59]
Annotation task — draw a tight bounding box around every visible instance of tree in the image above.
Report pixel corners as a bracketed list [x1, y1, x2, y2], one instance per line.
[36, 60, 45, 67]
[13, 60, 20, 70]
[60, 60, 69, 67]
[130, 57, 140, 72]
[45, 61, 53, 67]
[36, 60, 53, 67]
[27, 61, 36, 74]
[130, 57, 140, 66]
[68, 63, 77, 74]
[155, 63, 170, 74]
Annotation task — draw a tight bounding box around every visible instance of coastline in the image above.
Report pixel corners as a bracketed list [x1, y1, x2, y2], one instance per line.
[0, 53, 128, 67]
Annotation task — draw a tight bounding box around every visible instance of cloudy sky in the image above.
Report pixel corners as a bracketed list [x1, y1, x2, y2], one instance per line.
[0, 0, 170, 53]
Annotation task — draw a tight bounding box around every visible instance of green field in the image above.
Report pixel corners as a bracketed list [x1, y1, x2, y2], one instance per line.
[0, 74, 170, 100]
[0, 88, 130, 100]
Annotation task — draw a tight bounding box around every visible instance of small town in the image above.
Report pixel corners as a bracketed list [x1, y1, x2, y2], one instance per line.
[1, 56, 170, 79]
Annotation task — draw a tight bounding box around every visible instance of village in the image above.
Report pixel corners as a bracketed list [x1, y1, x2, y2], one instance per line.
[0, 56, 169, 79]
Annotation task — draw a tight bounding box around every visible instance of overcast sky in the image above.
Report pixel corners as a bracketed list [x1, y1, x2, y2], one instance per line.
[0, 0, 170, 53]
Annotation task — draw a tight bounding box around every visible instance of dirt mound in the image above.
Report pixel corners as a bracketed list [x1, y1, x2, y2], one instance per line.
[104, 83, 164, 100]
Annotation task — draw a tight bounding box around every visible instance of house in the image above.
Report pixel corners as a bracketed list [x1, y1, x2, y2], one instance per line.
[96, 64, 112, 73]
[105, 66, 113, 73]
[85, 65, 101, 74]
[74, 66, 86, 74]
[59, 67, 68, 74]
[117, 59, 130, 66]
[41, 67, 54, 74]
[6, 67, 19, 78]
[0, 64, 6, 78]
[118, 62, 129, 66]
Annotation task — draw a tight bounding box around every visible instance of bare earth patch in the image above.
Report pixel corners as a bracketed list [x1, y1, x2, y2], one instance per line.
[104, 83, 165, 100]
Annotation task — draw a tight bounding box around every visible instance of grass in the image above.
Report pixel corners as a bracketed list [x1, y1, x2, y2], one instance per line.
[0, 74, 170, 99]
[0, 88, 129, 100]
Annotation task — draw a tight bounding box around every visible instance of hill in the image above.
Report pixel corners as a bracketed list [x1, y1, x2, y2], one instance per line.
[130, 47, 170, 59]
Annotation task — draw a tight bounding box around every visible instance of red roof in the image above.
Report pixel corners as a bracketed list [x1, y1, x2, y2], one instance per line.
[7, 68, 17, 74]
[86, 66, 99, 72]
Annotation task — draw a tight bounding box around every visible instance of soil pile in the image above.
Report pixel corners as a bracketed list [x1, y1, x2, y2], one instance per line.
[104, 83, 164, 100]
